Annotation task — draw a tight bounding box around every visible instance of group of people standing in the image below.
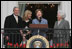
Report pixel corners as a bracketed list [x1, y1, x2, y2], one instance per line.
[4, 7, 70, 47]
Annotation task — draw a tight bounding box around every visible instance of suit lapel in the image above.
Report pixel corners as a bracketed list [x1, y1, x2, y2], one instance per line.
[18, 16, 20, 24]
[12, 14, 18, 24]
[56, 21, 59, 27]
[58, 20, 64, 26]
[56, 21, 62, 28]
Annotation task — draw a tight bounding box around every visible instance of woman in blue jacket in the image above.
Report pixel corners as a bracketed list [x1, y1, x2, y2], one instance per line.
[32, 9, 48, 37]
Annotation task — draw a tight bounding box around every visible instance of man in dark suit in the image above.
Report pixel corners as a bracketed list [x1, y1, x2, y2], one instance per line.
[4, 7, 23, 45]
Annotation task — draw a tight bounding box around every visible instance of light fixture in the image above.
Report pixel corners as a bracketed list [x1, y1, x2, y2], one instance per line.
[52, 4, 55, 7]
[50, 4, 55, 8]
[27, 3, 29, 5]
[45, 6, 47, 8]
[31, 6, 32, 8]
[50, 5, 53, 8]
[48, 3, 49, 5]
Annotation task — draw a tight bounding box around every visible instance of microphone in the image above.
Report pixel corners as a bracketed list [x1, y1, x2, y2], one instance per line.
[36, 16, 42, 24]
[38, 17, 42, 23]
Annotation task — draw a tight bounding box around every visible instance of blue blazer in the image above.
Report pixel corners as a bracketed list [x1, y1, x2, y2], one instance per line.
[32, 18, 48, 24]
[32, 18, 48, 37]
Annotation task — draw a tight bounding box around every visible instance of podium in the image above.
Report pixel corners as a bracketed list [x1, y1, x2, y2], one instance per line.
[22, 24, 48, 34]
[29, 24, 48, 35]
[29, 24, 48, 29]
[26, 24, 49, 48]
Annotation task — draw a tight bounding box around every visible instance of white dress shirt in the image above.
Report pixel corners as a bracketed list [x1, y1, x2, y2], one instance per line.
[13, 14, 18, 23]
[58, 19, 62, 26]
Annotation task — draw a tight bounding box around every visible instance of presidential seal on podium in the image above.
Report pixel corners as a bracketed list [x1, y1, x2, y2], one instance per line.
[26, 35, 49, 48]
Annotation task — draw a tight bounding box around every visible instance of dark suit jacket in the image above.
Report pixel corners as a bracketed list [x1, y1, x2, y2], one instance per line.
[4, 14, 23, 44]
[4, 14, 23, 28]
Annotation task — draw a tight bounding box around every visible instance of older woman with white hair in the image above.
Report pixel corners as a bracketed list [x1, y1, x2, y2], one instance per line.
[53, 10, 70, 47]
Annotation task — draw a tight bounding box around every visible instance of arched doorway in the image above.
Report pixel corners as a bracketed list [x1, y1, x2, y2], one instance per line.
[24, 4, 58, 28]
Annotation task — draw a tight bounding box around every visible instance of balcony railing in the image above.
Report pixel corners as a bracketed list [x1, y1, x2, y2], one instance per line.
[1, 28, 71, 48]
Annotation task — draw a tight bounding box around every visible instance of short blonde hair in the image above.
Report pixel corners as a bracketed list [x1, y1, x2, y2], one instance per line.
[22, 10, 32, 21]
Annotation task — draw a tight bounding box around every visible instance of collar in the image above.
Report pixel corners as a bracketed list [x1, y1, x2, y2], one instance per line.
[13, 14, 18, 18]
[25, 20, 29, 22]
[58, 19, 62, 22]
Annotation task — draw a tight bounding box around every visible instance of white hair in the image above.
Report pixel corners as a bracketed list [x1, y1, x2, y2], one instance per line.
[57, 10, 66, 18]
[13, 6, 19, 11]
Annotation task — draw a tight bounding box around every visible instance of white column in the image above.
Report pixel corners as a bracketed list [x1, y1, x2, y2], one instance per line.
[58, 1, 71, 36]
[1, 1, 8, 48]
[7, 1, 18, 15]
[1, 1, 18, 48]
[58, 1, 71, 29]
[1, 1, 8, 28]
[1, 1, 18, 28]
